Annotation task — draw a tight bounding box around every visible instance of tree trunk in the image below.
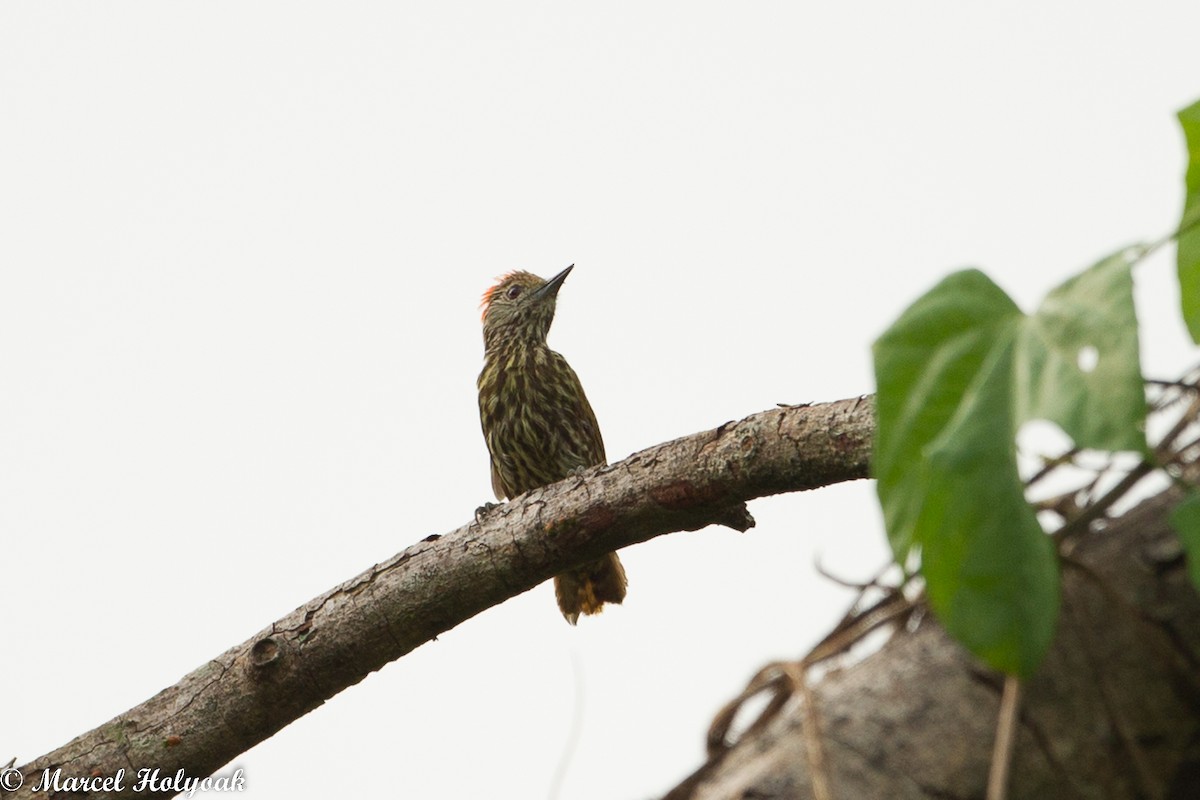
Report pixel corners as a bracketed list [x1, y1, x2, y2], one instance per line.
[665, 488, 1200, 800]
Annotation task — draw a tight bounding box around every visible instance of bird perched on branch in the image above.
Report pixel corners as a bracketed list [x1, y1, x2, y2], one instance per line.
[477, 265, 627, 624]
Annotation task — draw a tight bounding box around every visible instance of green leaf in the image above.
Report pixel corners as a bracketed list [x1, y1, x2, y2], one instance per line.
[1170, 491, 1200, 590]
[874, 269, 1056, 676]
[874, 270, 1022, 558]
[1015, 248, 1146, 453]
[919, 326, 1058, 676]
[1178, 99, 1200, 343]
[873, 253, 1144, 677]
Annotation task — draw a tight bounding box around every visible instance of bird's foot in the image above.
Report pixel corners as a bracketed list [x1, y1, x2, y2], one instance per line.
[474, 501, 499, 523]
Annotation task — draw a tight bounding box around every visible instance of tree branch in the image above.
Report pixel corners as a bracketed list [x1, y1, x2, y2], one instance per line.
[5, 395, 875, 800]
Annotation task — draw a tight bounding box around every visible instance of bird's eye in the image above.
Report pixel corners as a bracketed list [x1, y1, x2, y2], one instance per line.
[506, 285, 522, 300]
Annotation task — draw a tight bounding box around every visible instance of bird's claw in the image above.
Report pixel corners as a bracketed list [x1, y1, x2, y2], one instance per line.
[475, 501, 498, 523]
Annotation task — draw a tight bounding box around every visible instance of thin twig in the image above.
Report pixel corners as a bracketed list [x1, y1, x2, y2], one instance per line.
[706, 587, 917, 758]
[706, 663, 794, 757]
[1146, 203, 1200, 255]
[1026, 447, 1080, 488]
[1145, 377, 1200, 392]
[987, 675, 1022, 800]
[789, 663, 833, 800]
[814, 558, 892, 593]
[805, 591, 917, 666]
[1054, 461, 1154, 544]
[1154, 395, 1200, 463]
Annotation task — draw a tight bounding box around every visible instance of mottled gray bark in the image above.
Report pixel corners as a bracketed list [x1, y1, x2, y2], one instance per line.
[3, 396, 874, 800]
[664, 488, 1200, 800]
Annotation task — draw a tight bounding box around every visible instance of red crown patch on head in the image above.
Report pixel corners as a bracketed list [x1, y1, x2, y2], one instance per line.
[480, 271, 536, 321]
[479, 275, 509, 320]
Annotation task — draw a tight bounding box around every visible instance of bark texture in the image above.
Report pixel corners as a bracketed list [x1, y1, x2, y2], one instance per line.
[4, 396, 874, 800]
[664, 488, 1200, 800]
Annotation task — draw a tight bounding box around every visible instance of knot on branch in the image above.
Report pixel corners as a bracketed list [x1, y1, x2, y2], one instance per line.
[249, 637, 281, 671]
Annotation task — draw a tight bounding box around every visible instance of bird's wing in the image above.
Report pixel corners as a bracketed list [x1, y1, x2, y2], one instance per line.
[490, 457, 509, 500]
[573, 386, 607, 465]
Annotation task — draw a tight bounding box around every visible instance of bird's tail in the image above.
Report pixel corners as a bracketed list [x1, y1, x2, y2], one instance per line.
[555, 552, 627, 625]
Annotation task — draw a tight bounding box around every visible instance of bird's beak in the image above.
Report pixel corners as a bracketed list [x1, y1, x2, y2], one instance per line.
[534, 264, 574, 301]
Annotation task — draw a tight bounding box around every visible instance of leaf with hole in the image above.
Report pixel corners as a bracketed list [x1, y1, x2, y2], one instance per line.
[874, 251, 1144, 676]
[1014, 248, 1146, 453]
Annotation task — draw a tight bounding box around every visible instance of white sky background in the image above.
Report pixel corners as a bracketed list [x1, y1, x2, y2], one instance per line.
[2, 3, 1199, 799]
